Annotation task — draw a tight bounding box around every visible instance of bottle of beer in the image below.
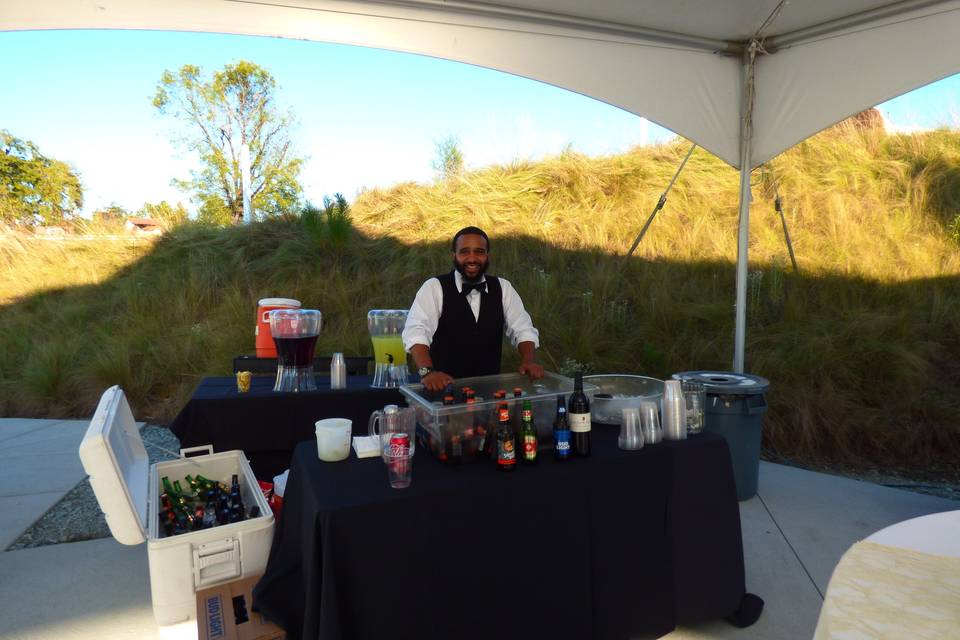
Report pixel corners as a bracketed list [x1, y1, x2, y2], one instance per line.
[553, 394, 572, 461]
[520, 399, 537, 465]
[193, 503, 206, 530]
[472, 395, 491, 459]
[495, 402, 517, 472]
[441, 393, 461, 464]
[229, 474, 244, 514]
[510, 387, 524, 434]
[569, 371, 592, 457]
[162, 476, 176, 498]
[202, 489, 218, 529]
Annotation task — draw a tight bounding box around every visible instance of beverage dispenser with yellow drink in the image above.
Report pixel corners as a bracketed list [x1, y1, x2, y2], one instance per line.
[367, 310, 409, 388]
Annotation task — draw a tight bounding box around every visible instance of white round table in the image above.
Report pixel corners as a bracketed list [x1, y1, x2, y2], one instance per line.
[814, 509, 960, 639]
[866, 509, 960, 556]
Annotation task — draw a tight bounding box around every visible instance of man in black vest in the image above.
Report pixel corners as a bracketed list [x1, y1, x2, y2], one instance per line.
[403, 226, 544, 392]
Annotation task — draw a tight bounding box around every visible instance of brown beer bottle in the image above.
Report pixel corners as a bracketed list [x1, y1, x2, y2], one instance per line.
[495, 402, 517, 472]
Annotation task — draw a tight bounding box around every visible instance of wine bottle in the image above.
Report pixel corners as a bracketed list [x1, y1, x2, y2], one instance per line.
[569, 371, 591, 457]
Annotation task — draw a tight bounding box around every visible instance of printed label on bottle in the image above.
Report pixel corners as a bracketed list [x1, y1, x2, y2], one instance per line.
[523, 435, 537, 460]
[554, 430, 572, 456]
[569, 412, 591, 433]
[498, 439, 516, 465]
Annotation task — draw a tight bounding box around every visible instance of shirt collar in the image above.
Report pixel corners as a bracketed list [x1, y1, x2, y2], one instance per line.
[454, 270, 486, 294]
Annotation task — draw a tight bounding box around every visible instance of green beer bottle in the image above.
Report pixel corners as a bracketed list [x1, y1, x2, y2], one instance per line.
[520, 399, 537, 464]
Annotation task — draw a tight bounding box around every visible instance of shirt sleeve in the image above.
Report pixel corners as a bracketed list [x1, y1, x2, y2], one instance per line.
[498, 277, 540, 348]
[402, 279, 443, 352]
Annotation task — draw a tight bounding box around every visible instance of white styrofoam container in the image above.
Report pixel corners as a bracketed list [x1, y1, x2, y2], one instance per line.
[79, 386, 274, 628]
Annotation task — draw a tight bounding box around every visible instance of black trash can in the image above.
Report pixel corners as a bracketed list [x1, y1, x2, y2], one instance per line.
[672, 371, 770, 501]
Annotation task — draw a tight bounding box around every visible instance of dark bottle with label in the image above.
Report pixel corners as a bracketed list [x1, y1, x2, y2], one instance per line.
[229, 474, 244, 514]
[202, 490, 218, 529]
[495, 402, 517, 472]
[520, 399, 538, 464]
[472, 396, 492, 459]
[569, 372, 591, 457]
[553, 394, 572, 461]
[441, 394, 462, 465]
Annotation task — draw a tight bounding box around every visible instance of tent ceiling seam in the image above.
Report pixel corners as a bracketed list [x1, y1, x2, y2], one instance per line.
[768, 0, 960, 49]
[229, 0, 741, 54]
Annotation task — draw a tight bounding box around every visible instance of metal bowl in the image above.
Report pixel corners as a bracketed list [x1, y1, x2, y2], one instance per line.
[584, 374, 665, 424]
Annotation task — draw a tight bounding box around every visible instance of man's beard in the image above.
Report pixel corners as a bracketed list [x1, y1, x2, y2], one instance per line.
[453, 258, 489, 283]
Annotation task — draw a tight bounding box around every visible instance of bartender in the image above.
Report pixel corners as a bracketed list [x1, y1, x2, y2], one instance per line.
[402, 226, 544, 392]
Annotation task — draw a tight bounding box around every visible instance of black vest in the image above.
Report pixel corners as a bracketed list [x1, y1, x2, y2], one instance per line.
[430, 272, 505, 379]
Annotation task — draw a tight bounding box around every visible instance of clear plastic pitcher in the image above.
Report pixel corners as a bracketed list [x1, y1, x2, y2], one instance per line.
[367, 310, 409, 388]
[368, 404, 417, 461]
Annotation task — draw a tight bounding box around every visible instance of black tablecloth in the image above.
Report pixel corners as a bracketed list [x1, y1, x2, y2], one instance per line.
[169, 376, 403, 479]
[252, 428, 748, 640]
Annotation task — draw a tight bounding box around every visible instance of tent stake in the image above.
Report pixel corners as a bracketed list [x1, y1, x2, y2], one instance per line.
[774, 192, 799, 273]
[624, 143, 697, 260]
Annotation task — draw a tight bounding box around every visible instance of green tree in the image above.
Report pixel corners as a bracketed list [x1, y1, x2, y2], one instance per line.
[0, 130, 83, 226]
[152, 61, 304, 225]
[433, 135, 464, 180]
[137, 200, 189, 227]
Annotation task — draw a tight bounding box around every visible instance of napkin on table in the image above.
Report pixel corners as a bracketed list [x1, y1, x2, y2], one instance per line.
[352, 436, 382, 459]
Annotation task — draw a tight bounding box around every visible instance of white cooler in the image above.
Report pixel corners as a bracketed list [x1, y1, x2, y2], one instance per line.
[79, 386, 275, 633]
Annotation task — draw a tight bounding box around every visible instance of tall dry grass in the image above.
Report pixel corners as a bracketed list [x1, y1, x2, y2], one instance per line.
[1, 122, 959, 473]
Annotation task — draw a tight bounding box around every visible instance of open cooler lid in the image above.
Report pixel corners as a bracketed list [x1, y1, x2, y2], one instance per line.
[78, 385, 149, 545]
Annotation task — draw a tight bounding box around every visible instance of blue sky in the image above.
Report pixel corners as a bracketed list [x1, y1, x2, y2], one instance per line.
[1, 29, 958, 216]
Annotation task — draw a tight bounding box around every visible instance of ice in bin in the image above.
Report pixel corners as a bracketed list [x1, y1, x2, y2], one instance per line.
[399, 371, 595, 464]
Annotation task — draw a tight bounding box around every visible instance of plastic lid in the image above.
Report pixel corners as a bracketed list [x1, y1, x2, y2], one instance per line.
[78, 386, 149, 545]
[258, 298, 301, 307]
[367, 309, 409, 318]
[671, 371, 770, 395]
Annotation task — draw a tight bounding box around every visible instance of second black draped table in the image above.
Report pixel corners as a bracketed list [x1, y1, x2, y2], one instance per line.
[169, 375, 403, 479]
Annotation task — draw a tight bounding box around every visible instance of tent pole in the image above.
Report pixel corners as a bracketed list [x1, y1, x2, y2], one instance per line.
[733, 47, 756, 374]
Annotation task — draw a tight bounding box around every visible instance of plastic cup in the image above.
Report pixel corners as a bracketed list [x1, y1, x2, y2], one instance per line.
[640, 400, 662, 444]
[385, 450, 413, 488]
[618, 407, 644, 450]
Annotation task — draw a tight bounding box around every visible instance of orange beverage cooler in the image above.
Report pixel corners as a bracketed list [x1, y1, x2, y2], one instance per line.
[255, 298, 300, 358]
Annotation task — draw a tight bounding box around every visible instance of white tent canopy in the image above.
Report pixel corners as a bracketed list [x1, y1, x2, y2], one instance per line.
[5, 0, 960, 369]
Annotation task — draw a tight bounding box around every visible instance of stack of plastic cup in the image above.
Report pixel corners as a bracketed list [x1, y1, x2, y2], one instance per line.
[640, 401, 662, 444]
[662, 380, 687, 441]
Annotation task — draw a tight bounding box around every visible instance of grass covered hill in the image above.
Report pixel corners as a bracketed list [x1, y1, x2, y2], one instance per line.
[1, 121, 959, 474]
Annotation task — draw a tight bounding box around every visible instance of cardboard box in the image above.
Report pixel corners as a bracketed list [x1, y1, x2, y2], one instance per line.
[196, 575, 285, 640]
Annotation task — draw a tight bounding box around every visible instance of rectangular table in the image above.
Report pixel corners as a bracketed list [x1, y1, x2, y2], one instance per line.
[169, 376, 404, 479]
[252, 428, 748, 640]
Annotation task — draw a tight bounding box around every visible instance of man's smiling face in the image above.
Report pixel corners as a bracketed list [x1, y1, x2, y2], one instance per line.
[453, 233, 490, 283]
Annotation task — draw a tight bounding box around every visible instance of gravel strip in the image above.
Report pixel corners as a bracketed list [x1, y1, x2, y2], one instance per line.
[5, 425, 181, 551]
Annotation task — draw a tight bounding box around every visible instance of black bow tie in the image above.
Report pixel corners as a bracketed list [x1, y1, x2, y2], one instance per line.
[461, 282, 487, 295]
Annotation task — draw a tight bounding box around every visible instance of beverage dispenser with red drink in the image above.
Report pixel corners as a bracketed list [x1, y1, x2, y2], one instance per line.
[269, 309, 322, 392]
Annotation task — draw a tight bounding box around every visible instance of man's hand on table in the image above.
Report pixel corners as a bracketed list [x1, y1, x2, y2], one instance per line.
[422, 370, 455, 392]
[519, 362, 545, 380]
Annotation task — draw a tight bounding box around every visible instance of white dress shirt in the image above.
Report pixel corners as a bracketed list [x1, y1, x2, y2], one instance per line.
[402, 271, 540, 353]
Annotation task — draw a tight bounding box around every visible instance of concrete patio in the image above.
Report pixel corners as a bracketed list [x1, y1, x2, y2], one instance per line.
[1, 417, 956, 640]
